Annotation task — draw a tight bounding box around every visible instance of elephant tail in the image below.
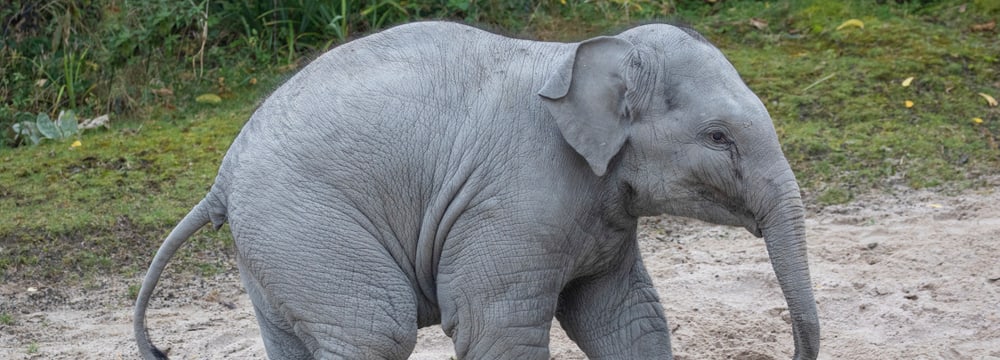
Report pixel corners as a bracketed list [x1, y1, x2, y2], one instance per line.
[134, 198, 216, 360]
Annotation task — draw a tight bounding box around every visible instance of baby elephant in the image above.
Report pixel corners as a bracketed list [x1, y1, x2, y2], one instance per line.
[135, 21, 819, 359]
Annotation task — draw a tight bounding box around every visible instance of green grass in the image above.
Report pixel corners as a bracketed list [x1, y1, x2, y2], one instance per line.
[1, 82, 265, 282]
[2, 0, 998, 283]
[0, 312, 13, 325]
[681, 0, 1000, 201]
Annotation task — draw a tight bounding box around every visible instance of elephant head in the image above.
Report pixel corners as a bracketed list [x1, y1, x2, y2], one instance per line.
[540, 24, 820, 359]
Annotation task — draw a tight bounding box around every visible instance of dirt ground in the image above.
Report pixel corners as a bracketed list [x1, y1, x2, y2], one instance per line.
[2, 182, 999, 359]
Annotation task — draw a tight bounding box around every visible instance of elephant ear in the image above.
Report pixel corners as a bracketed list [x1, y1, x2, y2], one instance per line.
[539, 36, 636, 176]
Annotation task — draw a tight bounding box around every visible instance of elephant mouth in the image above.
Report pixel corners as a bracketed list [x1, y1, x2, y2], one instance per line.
[725, 200, 762, 238]
[693, 184, 762, 237]
[744, 220, 763, 238]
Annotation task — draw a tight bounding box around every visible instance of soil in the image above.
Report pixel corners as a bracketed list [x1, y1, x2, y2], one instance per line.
[2, 183, 999, 359]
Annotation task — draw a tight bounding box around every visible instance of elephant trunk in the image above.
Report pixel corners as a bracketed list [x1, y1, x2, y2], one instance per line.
[754, 172, 820, 360]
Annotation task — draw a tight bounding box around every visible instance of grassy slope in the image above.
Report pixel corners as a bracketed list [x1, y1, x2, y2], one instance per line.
[1, 0, 998, 283]
[1, 88, 261, 284]
[683, 1, 999, 201]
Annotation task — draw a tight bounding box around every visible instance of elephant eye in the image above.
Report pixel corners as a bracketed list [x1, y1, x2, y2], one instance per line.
[709, 131, 729, 144]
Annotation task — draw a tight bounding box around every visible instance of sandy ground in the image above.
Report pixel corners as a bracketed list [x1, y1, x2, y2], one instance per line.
[2, 183, 1000, 359]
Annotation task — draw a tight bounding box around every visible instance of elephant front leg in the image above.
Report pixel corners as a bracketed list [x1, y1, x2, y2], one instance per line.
[556, 251, 673, 359]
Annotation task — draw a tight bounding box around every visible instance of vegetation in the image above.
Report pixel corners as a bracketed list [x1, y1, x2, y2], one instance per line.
[0, 312, 13, 325]
[1, 0, 998, 283]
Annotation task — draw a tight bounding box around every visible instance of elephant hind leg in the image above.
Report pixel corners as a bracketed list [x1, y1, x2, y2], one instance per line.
[241, 261, 312, 360]
[236, 226, 420, 359]
[252, 301, 312, 359]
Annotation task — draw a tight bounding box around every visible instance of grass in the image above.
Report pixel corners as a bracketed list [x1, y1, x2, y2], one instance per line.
[1, 0, 998, 283]
[680, 0, 1000, 202]
[0, 81, 267, 283]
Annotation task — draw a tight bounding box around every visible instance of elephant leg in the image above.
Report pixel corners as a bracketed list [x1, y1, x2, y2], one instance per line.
[236, 223, 419, 360]
[240, 259, 311, 360]
[436, 237, 567, 360]
[556, 248, 673, 359]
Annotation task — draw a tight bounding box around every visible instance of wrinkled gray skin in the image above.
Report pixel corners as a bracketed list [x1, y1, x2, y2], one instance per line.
[135, 21, 819, 359]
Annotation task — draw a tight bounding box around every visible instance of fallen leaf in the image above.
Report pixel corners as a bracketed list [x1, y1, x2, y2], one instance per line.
[979, 93, 998, 107]
[35, 79, 47, 87]
[749, 18, 769, 30]
[249, 77, 258, 85]
[973, 117, 984, 124]
[905, 100, 914, 108]
[928, 203, 942, 208]
[901, 77, 914, 87]
[71, 140, 82, 148]
[971, 21, 996, 32]
[196, 93, 222, 104]
[151, 87, 174, 97]
[79, 114, 110, 130]
[836, 19, 864, 31]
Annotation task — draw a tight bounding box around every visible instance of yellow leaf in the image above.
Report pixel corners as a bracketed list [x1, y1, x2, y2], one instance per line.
[979, 92, 998, 107]
[928, 203, 942, 209]
[836, 19, 865, 31]
[196, 93, 222, 104]
[973, 117, 984, 124]
[901, 77, 914, 87]
[905, 100, 914, 108]
[71, 140, 82, 148]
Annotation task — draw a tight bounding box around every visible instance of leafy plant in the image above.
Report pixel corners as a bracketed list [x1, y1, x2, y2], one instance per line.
[127, 284, 141, 300]
[60, 49, 91, 111]
[0, 312, 13, 325]
[12, 110, 79, 145]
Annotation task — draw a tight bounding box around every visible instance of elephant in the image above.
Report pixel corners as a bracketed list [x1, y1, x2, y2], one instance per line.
[134, 21, 819, 359]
